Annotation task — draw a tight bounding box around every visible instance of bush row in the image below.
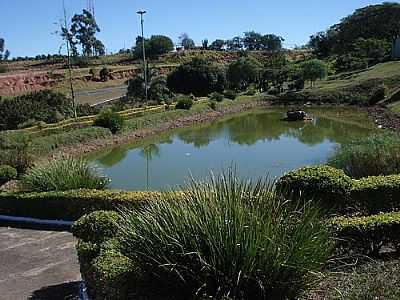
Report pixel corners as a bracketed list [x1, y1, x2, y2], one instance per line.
[330, 211, 400, 257]
[0, 190, 164, 221]
[277, 165, 400, 215]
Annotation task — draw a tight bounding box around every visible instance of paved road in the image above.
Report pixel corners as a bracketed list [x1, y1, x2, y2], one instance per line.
[0, 227, 81, 300]
[75, 85, 127, 105]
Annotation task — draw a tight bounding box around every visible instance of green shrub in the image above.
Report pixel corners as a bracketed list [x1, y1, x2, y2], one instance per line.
[210, 92, 224, 102]
[167, 57, 227, 96]
[0, 132, 33, 173]
[20, 158, 109, 192]
[175, 97, 193, 110]
[244, 87, 257, 96]
[329, 132, 400, 178]
[224, 89, 237, 100]
[368, 84, 386, 105]
[0, 90, 74, 130]
[330, 211, 400, 257]
[117, 172, 332, 299]
[276, 165, 353, 211]
[351, 175, 400, 215]
[93, 109, 125, 134]
[72, 211, 122, 243]
[208, 100, 217, 110]
[0, 189, 161, 220]
[99, 67, 110, 82]
[0, 165, 17, 185]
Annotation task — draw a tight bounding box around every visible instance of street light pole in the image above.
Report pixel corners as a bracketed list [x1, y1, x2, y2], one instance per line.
[137, 10, 148, 102]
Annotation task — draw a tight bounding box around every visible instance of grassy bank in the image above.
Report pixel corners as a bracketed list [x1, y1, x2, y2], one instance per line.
[0, 95, 270, 163]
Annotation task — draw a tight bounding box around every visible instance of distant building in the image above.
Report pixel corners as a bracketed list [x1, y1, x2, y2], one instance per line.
[393, 37, 400, 59]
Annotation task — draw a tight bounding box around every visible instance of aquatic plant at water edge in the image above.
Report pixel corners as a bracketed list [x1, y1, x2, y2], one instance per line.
[21, 158, 109, 192]
[117, 171, 332, 299]
[329, 132, 400, 178]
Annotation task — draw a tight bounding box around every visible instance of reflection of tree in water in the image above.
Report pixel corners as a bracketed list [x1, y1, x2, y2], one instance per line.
[176, 111, 373, 148]
[96, 147, 130, 167]
[140, 144, 160, 190]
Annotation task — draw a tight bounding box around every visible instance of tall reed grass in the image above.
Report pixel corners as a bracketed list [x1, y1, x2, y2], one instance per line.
[21, 158, 109, 192]
[118, 171, 332, 299]
[329, 132, 400, 178]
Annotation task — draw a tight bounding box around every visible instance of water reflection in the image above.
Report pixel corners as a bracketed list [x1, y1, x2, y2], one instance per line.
[89, 108, 374, 190]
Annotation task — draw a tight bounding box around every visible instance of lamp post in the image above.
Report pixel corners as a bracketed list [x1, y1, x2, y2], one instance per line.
[137, 10, 148, 102]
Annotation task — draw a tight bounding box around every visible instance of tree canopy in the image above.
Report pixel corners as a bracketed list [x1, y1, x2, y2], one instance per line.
[227, 56, 263, 90]
[309, 2, 400, 57]
[135, 35, 174, 57]
[167, 58, 226, 96]
[0, 38, 10, 61]
[179, 33, 195, 50]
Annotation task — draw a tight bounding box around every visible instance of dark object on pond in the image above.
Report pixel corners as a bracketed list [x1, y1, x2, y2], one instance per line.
[284, 110, 313, 121]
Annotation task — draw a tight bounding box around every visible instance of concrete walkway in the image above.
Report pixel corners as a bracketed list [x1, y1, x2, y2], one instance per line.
[0, 227, 81, 300]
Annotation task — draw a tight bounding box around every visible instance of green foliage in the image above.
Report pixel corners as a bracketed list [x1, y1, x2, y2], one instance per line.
[175, 97, 193, 110]
[94, 109, 124, 134]
[179, 33, 195, 50]
[72, 211, 121, 243]
[0, 189, 160, 221]
[0, 90, 74, 130]
[351, 175, 400, 215]
[148, 75, 174, 104]
[330, 211, 400, 257]
[20, 158, 109, 192]
[167, 58, 226, 96]
[99, 67, 110, 82]
[0, 165, 17, 185]
[309, 3, 400, 57]
[223, 90, 237, 100]
[135, 35, 174, 58]
[329, 132, 400, 178]
[243, 31, 284, 51]
[210, 92, 224, 102]
[117, 172, 332, 299]
[276, 165, 353, 210]
[227, 56, 262, 90]
[0, 132, 33, 173]
[299, 59, 328, 86]
[209, 39, 225, 51]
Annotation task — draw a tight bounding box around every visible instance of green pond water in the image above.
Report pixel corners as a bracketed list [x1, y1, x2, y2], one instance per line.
[88, 108, 375, 191]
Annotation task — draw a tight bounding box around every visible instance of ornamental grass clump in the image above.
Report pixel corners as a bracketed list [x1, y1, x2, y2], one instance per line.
[118, 172, 332, 300]
[329, 132, 400, 178]
[21, 158, 109, 192]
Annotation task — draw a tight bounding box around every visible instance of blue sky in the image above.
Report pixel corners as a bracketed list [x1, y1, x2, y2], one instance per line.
[0, 0, 388, 57]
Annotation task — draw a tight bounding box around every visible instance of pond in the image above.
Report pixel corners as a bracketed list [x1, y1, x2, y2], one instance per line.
[88, 108, 375, 191]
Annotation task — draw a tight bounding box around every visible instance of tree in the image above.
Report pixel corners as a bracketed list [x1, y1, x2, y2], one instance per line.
[148, 35, 174, 56]
[167, 58, 226, 96]
[351, 38, 391, 66]
[226, 37, 243, 51]
[70, 9, 104, 56]
[0, 38, 10, 61]
[202, 39, 209, 50]
[179, 33, 195, 50]
[243, 31, 263, 50]
[309, 3, 400, 57]
[300, 59, 328, 87]
[209, 39, 225, 51]
[93, 39, 105, 56]
[261, 34, 284, 52]
[227, 57, 262, 90]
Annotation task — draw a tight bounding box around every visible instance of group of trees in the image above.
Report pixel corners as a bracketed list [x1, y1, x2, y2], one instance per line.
[134, 35, 174, 57]
[202, 32, 284, 52]
[61, 9, 105, 57]
[308, 2, 399, 71]
[0, 38, 10, 61]
[125, 54, 328, 104]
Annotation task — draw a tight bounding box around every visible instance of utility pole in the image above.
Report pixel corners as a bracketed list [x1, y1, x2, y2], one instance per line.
[137, 10, 148, 102]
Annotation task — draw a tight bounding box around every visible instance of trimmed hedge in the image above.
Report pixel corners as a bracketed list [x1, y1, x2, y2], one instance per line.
[277, 166, 400, 215]
[351, 175, 400, 215]
[74, 211, 136, 300]
[276, 165, 353, 210]
[330, 211, 400, 257]
[0, 189, 161, 221]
